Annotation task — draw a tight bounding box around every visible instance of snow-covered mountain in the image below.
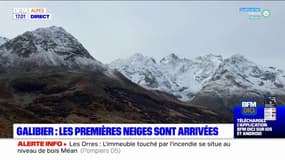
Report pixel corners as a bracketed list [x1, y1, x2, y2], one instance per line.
[110, 53, 223, 101]
[0, 36, 8, 46]
[0, 26, 104, 71]
[110, 53, 172, 89]
[0, 27, 229, 135]
[200, 54, 285, 96]
[110, 53, 285, 102]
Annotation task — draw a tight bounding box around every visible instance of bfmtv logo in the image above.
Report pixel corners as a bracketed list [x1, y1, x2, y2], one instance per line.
[241, 101, 257, 115]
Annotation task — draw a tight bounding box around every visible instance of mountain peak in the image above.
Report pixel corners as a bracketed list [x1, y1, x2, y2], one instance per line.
[169, 53, 179, 59]
[130, 53, 146, 60]
[224, 54, 253, 66]
[110, 52, 285, 103]
[229, 54, 247, 60]
[129, 53, 156, 64]
[35, 26, 65, 32]
[0, 36, 9, 46]
[160, 53, 180, 64]
[1, 26, 93, 58]
[30, 26, 76, 43]
[196, 54, 223, 62]
[0, 26, 103, 71]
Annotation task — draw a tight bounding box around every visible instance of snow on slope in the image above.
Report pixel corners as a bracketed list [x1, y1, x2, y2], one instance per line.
[202, 54, 285, 96]
[110, 53, 285, 101]
[110, 53, 224, 101]
[0, 26, 104, 70]
[0, 37, 8, 46]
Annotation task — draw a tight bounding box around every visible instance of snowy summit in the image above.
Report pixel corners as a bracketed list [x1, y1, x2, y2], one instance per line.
[110, 53, 285, 101]
[0, 26, 104, 71]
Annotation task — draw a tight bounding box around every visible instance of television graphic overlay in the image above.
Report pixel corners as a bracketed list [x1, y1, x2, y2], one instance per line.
[241, 101, 257, 116]
[0, 1, 284, 140]
[264, 96, 277, 121]
[234, 97, 285, 138]
[1, 1, 285, 160]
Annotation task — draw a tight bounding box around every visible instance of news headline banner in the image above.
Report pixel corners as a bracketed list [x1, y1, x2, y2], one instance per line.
[13, 124, 233, 139]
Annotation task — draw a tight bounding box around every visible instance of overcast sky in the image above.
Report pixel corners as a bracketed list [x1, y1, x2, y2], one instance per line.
[0, 1, 284, 69]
